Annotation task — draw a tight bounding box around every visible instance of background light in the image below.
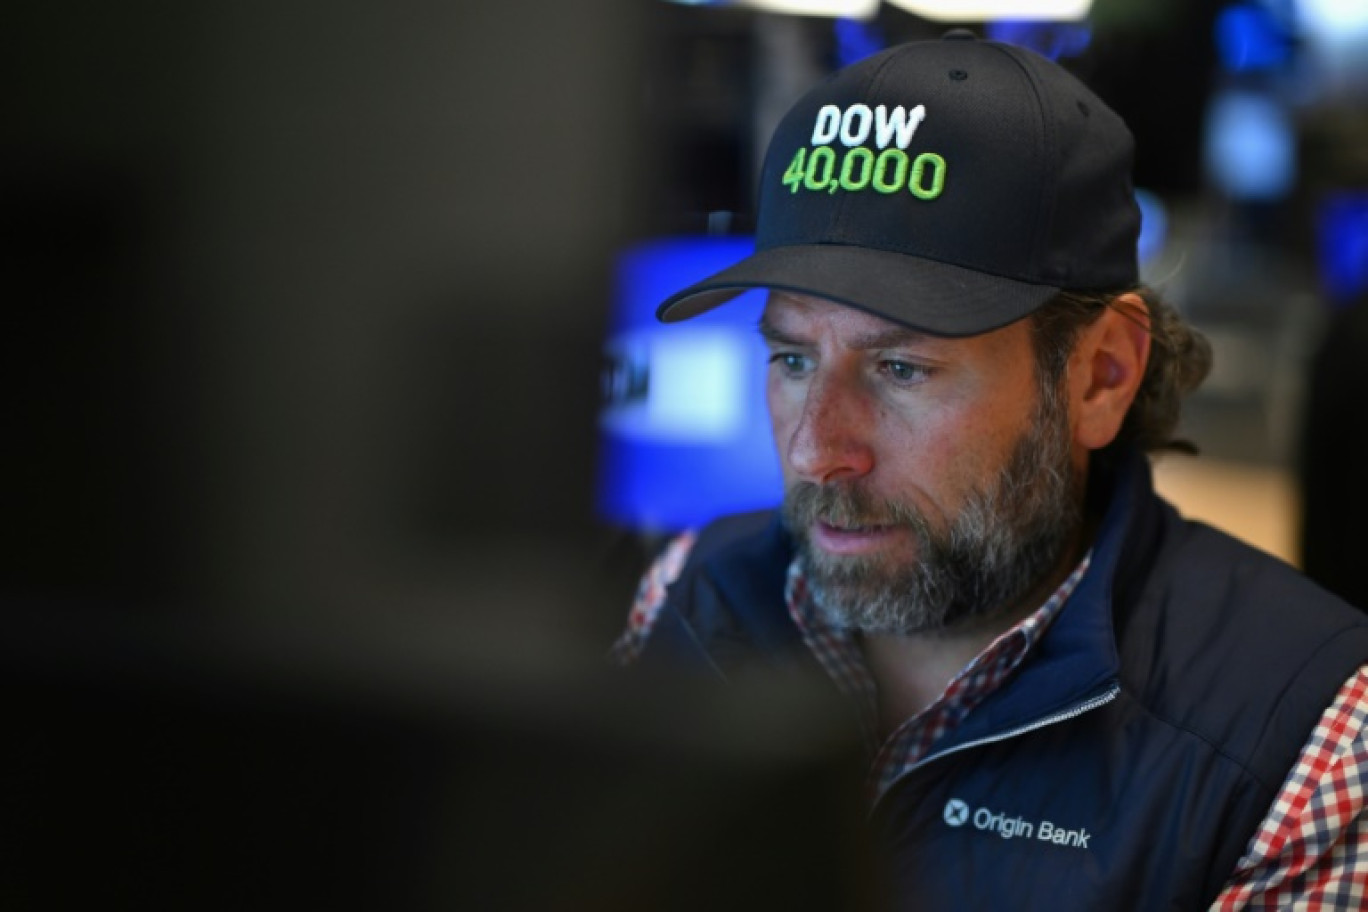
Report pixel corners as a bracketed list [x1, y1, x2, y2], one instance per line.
[1215, 3, 1293, 72]
[885, 0, 1093, 22]
[663, 0, 880, 16]
[985, 19, 1092, 59]
[1135, 188, 1169, 268]
[834, 16, 887, 67]
[1203, 90, 1296, 201]
[1297, 0, 1368, 36]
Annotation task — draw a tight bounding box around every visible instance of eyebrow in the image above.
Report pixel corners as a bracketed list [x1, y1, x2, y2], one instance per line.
[756, 318, 797, 346]
[757, 315, 932, 350]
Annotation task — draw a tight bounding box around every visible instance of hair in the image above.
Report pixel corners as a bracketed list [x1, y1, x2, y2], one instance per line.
[1028, 285, 1213, 458]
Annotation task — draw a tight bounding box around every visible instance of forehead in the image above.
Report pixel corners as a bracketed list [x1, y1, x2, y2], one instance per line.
[761, 290, 1033, 357]
[762, 291, 917, 337]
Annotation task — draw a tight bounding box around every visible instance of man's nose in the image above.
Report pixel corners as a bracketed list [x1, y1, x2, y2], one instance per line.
[786, 373, 875, 485]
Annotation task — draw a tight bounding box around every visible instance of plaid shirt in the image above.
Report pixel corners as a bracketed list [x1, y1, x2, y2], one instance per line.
[616, 532, 1368, 909]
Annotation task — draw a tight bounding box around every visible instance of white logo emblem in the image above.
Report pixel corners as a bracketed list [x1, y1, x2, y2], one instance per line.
[943, 799, 971, 827]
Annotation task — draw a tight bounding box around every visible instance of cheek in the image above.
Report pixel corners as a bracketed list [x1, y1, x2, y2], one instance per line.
[766, 379, 800, 467]
[882, 396, 1033, 506]
[879, 409, 970, 491]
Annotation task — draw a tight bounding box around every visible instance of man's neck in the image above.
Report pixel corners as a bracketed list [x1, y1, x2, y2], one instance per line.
[860, 599, 1040, 738]
[860, 629, 998, 735]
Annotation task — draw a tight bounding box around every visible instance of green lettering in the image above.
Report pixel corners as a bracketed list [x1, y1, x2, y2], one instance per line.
[781, 147, 807, 194]
[839, 147, 874, 192]
[872, 148, 908, 194]
[909, 152, 946, 200]
[804, 145, 836, 192]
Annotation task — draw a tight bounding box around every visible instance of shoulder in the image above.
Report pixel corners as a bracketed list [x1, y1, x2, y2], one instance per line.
[1108, 457, 1366, 662]
[687, 509, 786, 565]
[668, 509, 794, 614]
[1118, 500, 1368, 788]
[1141, 508, 1366, 648]
[628, 509, 801, 671]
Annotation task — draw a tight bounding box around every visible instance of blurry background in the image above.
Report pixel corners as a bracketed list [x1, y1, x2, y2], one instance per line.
[5, 0, 1368, 907]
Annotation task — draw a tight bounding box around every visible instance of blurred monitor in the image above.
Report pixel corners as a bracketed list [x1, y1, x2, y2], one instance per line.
[1317, 191, 1368, 307]
[598, 236, 783, 533]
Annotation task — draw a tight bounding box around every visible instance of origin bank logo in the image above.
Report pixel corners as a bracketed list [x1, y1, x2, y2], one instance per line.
[943, 799, 970, 827]
[941, 798, 1092, 849]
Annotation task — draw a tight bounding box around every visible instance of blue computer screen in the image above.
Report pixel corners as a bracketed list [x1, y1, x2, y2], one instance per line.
[598, 236, 783, 533]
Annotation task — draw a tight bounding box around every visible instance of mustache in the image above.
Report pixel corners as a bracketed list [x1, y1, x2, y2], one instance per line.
[782, 481, 927, 533]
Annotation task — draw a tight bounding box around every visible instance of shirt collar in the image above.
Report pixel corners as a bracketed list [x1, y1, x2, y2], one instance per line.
[784, 552, 1093, 793]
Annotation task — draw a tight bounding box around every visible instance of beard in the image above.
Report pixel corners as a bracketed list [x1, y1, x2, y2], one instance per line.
[781, 382, 1083, 636]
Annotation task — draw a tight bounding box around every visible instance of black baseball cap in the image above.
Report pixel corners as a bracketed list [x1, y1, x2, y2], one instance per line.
[656, 30, 1141, 337]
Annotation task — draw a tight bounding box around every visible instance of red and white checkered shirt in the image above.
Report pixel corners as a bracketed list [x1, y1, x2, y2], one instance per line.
[1212, 669, 1368, 910]
[616, 533, 1368, 909]
[609, 531, 697, 666]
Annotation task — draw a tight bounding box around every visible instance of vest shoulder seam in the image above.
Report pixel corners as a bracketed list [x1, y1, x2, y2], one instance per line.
[1113, 684, 1280, 796]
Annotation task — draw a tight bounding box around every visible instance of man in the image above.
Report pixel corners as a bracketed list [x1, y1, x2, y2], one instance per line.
[613, 32, 1368, 909]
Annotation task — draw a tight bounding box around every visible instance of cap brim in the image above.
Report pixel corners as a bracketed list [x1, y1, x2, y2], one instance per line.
[656, 244, 1059, 337]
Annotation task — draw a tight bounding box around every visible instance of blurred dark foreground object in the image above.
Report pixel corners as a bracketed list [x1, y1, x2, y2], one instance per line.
[1300, 299, 1368, 611]
[4, 4, 880, 906]
[1, 598, 878, 912]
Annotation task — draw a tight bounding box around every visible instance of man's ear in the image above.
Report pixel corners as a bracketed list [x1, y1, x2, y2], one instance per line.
[1070, 293, 1152, 451]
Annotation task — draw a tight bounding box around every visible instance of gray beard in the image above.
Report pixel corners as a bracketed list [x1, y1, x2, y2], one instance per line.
[781, 383, 1082, 636]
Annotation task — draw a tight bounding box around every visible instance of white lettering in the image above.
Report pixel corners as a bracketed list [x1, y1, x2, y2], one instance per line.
[839, 104, 873, 147]
[1038, 820, 1091, 849]
[949, 798, 1093, 850]
[1002, 816, 1034, 840]
[972, 807, 1034, 840]
[811, 105, 841, 146]
[875, 104, 926, 150]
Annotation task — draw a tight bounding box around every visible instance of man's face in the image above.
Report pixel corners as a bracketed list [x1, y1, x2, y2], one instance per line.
[762, 291, 1084, 635]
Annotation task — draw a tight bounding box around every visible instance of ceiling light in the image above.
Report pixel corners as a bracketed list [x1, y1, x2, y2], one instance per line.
[885, 0, 1093, 22]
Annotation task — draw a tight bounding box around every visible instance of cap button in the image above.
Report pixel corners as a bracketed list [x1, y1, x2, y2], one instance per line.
[941, 28, 978, 40]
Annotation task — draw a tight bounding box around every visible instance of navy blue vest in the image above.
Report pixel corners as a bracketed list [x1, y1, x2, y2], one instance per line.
[638, 453, 1368, 910]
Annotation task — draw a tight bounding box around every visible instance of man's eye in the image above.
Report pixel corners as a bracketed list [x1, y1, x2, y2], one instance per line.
[883, 360, 931, 384]
[770, 352, 812, 375]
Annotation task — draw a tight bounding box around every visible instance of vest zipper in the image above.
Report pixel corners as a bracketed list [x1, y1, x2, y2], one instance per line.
[875, 683, 1122, 809]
